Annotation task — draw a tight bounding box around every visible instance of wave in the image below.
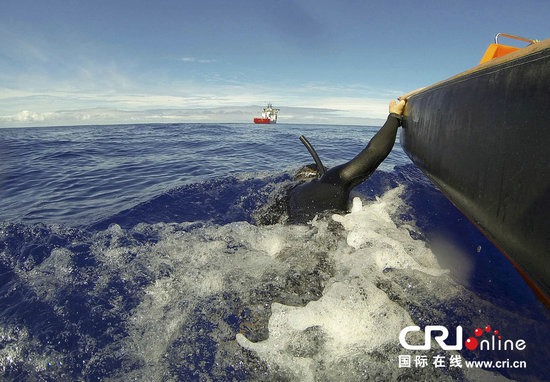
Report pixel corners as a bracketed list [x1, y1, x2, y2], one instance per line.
[0, 165, 548, 381]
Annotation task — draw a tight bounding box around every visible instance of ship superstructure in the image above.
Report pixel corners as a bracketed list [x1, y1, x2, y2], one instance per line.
[254, 103, 279, 124]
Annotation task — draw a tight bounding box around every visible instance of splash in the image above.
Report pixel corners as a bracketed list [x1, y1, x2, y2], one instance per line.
[235, 187, 462, 380]
[0, 185, 544, 381]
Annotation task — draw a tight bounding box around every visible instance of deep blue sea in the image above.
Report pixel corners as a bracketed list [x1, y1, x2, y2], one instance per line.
[0, 122, 548, 381]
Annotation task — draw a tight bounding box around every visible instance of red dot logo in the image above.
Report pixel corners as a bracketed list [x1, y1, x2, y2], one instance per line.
[474, 328, 483, 336]
[485, 325, 491, 332]
[465, 337, 479, 350]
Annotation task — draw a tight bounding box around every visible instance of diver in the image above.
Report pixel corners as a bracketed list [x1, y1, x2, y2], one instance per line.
[285, 98, 407, 223]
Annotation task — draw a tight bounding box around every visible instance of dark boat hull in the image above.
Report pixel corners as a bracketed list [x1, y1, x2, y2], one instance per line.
[401, 39, 550, 305]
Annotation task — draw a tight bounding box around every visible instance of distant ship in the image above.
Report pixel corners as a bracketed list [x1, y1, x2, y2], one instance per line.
[253, 103, 279, 124]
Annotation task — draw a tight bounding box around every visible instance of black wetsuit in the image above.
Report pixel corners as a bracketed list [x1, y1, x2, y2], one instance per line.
[288, 113, 402, 221]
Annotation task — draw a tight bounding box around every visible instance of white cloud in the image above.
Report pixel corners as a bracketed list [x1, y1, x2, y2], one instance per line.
[0, 77, 399, 127]
[0, 104, 386, 128]
[304, 97, 390, 119]
[8, 110, 52, 122]
[181, 57, 217, 64]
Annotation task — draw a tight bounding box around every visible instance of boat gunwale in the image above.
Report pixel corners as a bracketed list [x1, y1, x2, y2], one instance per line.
[401, 38, 550, 101]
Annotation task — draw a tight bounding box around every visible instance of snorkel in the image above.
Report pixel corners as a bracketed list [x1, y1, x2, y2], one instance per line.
[296, 135, 326, 180]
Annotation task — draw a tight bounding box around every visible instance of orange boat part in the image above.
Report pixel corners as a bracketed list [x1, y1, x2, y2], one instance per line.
[479, 33, 540, 64]
[479, 44, 520, 64]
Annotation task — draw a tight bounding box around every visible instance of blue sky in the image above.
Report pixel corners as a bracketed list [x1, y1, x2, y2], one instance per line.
[1, 0, 549, 127]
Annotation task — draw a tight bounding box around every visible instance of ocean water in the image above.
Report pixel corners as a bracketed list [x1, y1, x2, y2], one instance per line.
[0, 122, 548, 381]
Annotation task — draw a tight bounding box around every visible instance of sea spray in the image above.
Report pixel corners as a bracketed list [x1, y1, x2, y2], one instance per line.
[235, 187, 506, 381]
[0, 186, 541, 380]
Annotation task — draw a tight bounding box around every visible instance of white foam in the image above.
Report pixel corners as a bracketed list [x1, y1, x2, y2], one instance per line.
[106, 220, 330, 380]
[333, 191, 448, 277]
[237, 278, 415, 381]
[236, 186, 458, 380]
[18, 247, 75, 302]
[0, 323, 65, 374]
[3, 186, 514, 380]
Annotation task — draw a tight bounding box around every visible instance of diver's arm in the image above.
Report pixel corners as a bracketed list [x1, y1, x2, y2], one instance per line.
[337, 114, 401, 189]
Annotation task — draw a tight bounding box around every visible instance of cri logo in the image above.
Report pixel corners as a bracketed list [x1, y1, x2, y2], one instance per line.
[399, 324, 526, 351]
